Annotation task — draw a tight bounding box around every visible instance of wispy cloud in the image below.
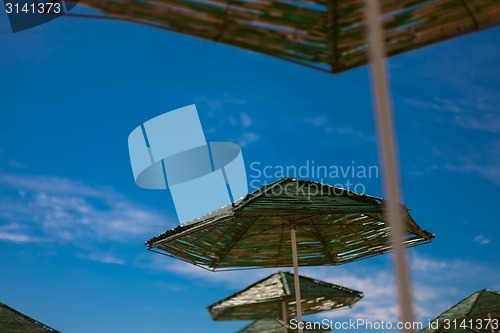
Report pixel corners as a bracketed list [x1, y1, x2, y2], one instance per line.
[473, 234, 491, 245]
[409, 163, 439, 177]
[405, 97, 462, 113]
[305, 116, 373, 141]
[240, 112, 252, 127]
[77, 252, 127, 265]
[0, 231, 38, 243]
[305, 116, 329, 127]
[411, 255, 450, 271]
[194, 94, 248, 118]
[135, 253, 276, 288]
[441, 140, 500, 186]
[238, 132, 260, 147]
[0, 173, 174, 259]
[307, 267, 399, 322]
[404, 95, 500, 133]
[0, 222, 44, 243]
[226, 111, 253, 128]
[334, 126, 374, 142]
[410, 139, 500, 186]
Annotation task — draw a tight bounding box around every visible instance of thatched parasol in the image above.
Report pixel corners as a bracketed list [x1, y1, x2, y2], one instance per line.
[420, 289, 500, 333]
[74, 0, 500, 74]
[0, 302, 60, 333]
[208, 271, 362, 320]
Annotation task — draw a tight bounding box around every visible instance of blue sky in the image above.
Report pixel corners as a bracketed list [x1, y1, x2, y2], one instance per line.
[0, 6, 499, 333]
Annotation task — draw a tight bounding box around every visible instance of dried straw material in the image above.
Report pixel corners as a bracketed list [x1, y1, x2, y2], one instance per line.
[77, 0, 500, 73]
[208, 271, 362, 320]
[0, 302, 60, 333]
[420, 289, 500, 333]
[146, 178, 434, 270]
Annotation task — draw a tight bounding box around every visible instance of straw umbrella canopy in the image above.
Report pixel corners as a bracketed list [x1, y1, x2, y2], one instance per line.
[236, 318, 330, 333]
[0, 302, 60, 333]
[208, 271, 363, 321]
[147, 178, 434, 327]
[147, 178, 433, 266]
[146, 178, 433, 269]
[75, 0, 500, 74]
[419, 289, 500, 333]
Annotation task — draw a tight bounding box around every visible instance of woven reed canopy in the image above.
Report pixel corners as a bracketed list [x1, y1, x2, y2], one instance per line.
[147, 178, 434, 270]
[0, 302, 60, 333]
[236, 318, 330, 333]
[208, 271, 362, 320]
[77, 0, 500, 73]
[420, 289, 500, 333]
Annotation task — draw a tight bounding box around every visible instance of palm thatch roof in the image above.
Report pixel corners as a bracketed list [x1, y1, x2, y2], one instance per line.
[208, 271, 362, 320]
[76, 0, 500, 73]
[146, 178, 434, 270]
[420, 289, 500, 333]
[0, 302, 60, 333]
[236, 318, 330, 333]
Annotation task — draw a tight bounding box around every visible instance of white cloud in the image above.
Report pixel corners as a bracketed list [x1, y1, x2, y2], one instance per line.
[454, 113, 500, 133]
[298, 266, 399, 322]
[194, 96, 223, 116]
[473, 234, 491, 245]
[409, 163, 439, 177]
[410, 139, 500, 186]
[404, 95, 500, 133]
[305, 116, 373, 141]
[441, 140, 500, 186]
[222, 94, 247, 105]
[226, 112, 252, 128]
[405, 97, 462, 114]
[0, 231, 37, 243]
[0, 223, 42, 243]
[240, 112, 252, 127]
[305, 116, 329, 127]
[194, 94, 247, 118]
[135, 253, 276, 288]
[0, 173, 104, 198]
[411, 255, 450, 271]
[77, 252, 126, 265]
[0, 173, 174, 255]
[334, 126, 374, 142]
[238, 132, 260, 147]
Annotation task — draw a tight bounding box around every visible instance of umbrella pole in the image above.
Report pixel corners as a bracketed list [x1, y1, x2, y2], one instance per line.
[282, 301, 288, 333]
[488, 313, 494, 333]
[290, 225, 304, 333]
[363, 1, 416, 332]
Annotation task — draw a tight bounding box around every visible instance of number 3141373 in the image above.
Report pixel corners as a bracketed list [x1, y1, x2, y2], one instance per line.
[5, 2, 62, 14]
